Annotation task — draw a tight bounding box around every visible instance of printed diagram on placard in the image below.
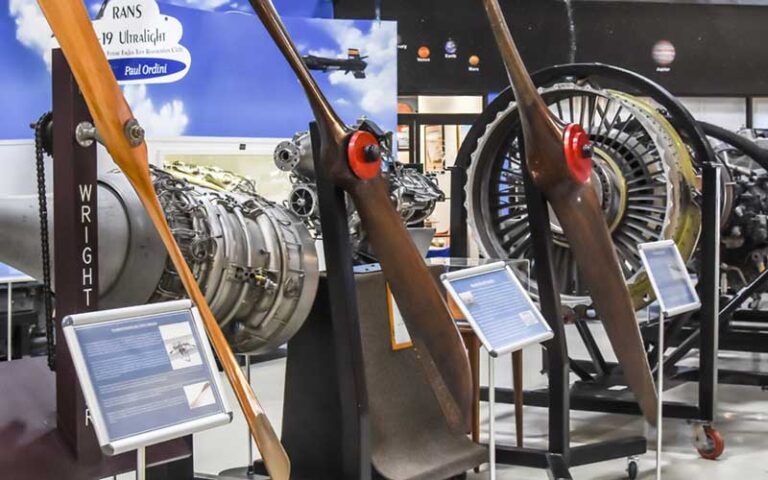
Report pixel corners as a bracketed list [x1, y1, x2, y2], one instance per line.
[159, 322, 202, 369]
[183, 381, 215, 409]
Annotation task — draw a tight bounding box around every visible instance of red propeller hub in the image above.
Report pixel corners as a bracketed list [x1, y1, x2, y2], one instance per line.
[347, 130, 382, 180]
[563, 123, 593, 184]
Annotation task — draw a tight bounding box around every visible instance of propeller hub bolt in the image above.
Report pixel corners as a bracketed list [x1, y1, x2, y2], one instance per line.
[347, 131, 382, 180]
[563, 123, 592, 184]
[124, 119, 145, 147]
[363, 144, 381, 162]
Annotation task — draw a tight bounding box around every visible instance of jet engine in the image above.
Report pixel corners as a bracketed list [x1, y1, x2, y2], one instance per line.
[274, 122, 444, 259]
[465, 83, 701, 309]
[0, 167, 319, 354]
[705, 126, 768, 296]
[464, 75, 768, 310]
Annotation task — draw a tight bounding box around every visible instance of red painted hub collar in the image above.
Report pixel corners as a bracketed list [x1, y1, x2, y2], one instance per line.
[347, 131, 382, 180]
[563, 123, 592, 183]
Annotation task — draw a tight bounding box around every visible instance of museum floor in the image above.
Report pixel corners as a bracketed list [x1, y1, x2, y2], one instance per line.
[107, 324, 768, 480]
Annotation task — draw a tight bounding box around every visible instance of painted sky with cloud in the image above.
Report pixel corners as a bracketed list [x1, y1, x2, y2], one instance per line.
[1, 1, 395, 139]
[155, 0, 334, 16]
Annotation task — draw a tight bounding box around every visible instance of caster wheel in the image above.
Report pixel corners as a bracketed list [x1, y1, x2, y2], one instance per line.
[626, 458, 639, 480]
[695, 425, 725, 460]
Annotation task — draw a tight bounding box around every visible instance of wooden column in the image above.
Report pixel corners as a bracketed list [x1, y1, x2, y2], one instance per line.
[52, 49, 100, 460]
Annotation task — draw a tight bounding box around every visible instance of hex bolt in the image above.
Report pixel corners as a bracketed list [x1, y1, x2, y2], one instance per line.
[124, 119, 145, 147]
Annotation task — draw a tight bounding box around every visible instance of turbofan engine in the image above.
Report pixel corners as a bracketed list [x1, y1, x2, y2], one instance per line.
[0, 168, 319, 354]
[466, 83, 701, 309]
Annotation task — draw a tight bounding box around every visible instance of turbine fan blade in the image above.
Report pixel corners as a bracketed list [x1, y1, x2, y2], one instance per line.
[480, 0, 658, 424]
[248, 0, 473, 431]
[35, 1, 290, 476]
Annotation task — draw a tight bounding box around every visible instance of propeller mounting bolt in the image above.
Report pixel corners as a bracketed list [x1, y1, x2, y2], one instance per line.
[347, 131, 382, 180]
[363, 144, 381, 162]
[563, 123, 592, 184]
[124, 119, 145, 147]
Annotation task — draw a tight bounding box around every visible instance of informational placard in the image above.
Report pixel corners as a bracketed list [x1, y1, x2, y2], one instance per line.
[639, 240, 701, 317]
[0, 263, 34, 284]
[62, 300, 231, 455]
[386, 284, 413, 350]
[441, 262, 553, 357]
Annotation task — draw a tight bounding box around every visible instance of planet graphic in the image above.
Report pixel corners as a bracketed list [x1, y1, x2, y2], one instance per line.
[418, 46, 431, 59]
[445, 39, 457, 55]
[469, 55, 480, 67]
[652, 40, 676, 67]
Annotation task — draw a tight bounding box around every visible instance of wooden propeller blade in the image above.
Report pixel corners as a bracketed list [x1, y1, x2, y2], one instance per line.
[481, 0, 658, 424]
[36, 1, 290, 476]
[248, 0, 473, 431]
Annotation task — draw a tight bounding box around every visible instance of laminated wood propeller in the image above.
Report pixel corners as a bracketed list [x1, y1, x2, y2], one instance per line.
[35, 1, 290, 477]
[247, 0, 473, 431]
[480, 0, 658, 424]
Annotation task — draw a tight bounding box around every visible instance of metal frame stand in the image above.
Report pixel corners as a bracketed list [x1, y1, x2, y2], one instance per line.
[479, 165, 721, 427]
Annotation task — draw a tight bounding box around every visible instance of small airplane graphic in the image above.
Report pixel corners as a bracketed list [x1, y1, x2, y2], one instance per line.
[303, 48, 368, 79]
[168, 341, 198, 362]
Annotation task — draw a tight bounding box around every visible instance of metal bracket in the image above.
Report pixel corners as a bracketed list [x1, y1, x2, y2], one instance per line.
[75, 119, 144, 148]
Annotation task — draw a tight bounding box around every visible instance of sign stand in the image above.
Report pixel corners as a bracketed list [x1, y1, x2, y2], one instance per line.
[6, 281, 10, 361]
[639, 240, 702, 479]
[62, 300, 232, 457]
[442, 261, 554, 478]
[488, 353, 496, 480]
[137, 446, 146, 480]
[245, 355, 253, 473]
[218, 354, 258, 479]
[656, 310, 664, 479]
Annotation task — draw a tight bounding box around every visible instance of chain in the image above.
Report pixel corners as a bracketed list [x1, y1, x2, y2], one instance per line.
[32, 112, 55, 371]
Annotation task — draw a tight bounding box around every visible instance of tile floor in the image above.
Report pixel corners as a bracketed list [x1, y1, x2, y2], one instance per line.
[109, 322, 768, 479]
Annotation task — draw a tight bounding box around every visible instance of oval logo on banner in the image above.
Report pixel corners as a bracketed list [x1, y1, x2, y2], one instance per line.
[110, 58, 188, 82]
[93, 0, 191, 85]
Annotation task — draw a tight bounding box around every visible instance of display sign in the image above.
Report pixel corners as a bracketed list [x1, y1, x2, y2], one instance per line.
[441, 262, 553, 357]
[386, 284, 413, 350]
[62, 300, 231, 455]
[0, 263, 33, 284]
[639, 240, 701, 317]
[92, 0, 192, 84]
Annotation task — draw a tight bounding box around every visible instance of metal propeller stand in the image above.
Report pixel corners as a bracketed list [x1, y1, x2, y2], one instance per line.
[246, 121, 373, 479]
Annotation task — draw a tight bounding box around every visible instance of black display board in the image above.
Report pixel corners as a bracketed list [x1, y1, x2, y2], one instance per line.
[334, 0, 768, 96]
